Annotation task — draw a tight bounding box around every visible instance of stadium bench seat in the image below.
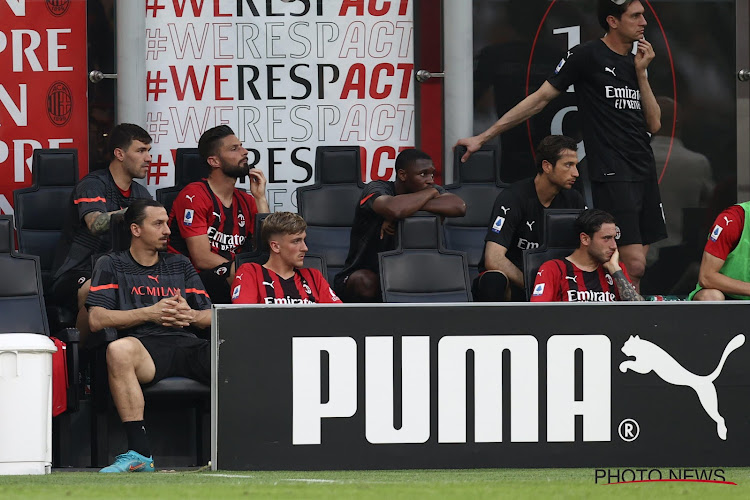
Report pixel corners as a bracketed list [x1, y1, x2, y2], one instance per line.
[13, 148, 80, 330]
[443, 145, 507, 281]
[297, 146, 364, 284]
[156, 148, 207, 216]
[379, 213, 472, 302]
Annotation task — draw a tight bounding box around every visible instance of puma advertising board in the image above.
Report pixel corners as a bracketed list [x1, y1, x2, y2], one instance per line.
[211, 303, 750, 470]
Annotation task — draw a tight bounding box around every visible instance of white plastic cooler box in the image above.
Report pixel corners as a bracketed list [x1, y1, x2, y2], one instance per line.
[0, 333, 56, 475]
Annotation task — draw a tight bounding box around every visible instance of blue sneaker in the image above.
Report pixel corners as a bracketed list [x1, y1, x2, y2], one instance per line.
[99, 450, 155, 473]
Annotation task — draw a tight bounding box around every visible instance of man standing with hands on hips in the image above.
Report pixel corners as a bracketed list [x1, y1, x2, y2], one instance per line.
[456, 0, 666, 291]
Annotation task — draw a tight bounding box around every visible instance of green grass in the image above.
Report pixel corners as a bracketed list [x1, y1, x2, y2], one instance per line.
[1, 468, 748, 499]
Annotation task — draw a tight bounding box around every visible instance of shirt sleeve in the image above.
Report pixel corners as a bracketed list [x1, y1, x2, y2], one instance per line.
[86, 255, 119, 310]
[359, 181, 392, 213]
[74, 176, 108, 222]
[310, 269, 341, 304]
[484, 189, 523, 249]
[172, 184, 212, 239]
[546, 43, 585, 91]
[231, 263, 260, 304]
[183, 259, 212, 310]
[703, 206, 744, 260]
[530, 260, 562, 302]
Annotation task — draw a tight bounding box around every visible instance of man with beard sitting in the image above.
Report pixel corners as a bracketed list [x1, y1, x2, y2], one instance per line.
[168, 125, 269, 303]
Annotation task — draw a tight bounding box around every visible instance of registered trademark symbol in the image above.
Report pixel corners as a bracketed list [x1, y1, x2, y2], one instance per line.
[618, 418, 640, 442]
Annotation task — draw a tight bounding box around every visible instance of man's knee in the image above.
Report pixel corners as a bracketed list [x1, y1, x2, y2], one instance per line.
[346, 270, 380, 300]
[106, 338, 143, 369]
[473, 271, 509, 302]
[619, 247, 647, 279]
[693, 289, 726, 301]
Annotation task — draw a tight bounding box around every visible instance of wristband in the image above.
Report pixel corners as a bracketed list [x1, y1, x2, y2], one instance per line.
[211, 262, 231, 276]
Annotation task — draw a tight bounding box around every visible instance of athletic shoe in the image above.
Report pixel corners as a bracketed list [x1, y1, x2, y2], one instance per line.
[99, 450, 155, 473]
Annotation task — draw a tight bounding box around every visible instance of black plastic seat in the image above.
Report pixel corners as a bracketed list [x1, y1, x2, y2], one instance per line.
[297, 146, 364, 284]
[379, 213, 472, 302]
[522, 209, 584, 300]
[13, 149, 79, 295]
[156, 148, 207, 215]
[443, 145, 506, 281]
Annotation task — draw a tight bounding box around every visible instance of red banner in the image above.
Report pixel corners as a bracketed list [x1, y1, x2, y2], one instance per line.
[0, 0, 88, 214]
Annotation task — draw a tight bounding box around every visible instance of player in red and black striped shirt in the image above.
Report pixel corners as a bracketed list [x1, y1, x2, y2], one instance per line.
[231, 212, 340, 304]
[531, 209, 643, 302]
[168, 125, 269, 304]
[87, 199, 212, 473]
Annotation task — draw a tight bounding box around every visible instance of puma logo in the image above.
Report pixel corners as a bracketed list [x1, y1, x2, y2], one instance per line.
[605, 66, 616, 77]
[500, 205, 510, 215]
[537, 270, 544, 276]
[212, 212, 222, 219]
[620, 334, 746, 440]
[526, 220, 535, 231]
[147, 275, 159, 283]
[185, 194, 195, 202]
[724, 216, 733, 225]
[262, 280, 275, 289]
[565, 276, 577, 283]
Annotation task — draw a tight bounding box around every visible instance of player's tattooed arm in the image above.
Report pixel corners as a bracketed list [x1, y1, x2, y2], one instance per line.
[85, 209, 127, 235]
[612, 270, 644, 301]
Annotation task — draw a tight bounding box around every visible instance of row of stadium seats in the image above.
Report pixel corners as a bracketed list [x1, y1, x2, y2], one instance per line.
[13, 146, 582, 306]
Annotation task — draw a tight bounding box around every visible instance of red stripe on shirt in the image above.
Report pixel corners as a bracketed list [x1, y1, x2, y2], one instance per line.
[185, 288, 210, 297]
[89, 283, 119, 292]
[74, 196, 106, 204]
[360, 193, 375, 206]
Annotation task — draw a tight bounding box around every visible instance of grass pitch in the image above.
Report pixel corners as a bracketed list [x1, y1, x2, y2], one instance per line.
[1, 468, 748, 499]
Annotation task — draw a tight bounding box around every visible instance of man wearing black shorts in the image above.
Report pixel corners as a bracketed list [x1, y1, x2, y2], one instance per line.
[87, 199, 212, 473]
[52, 123, 154, 338]
[456, 0, 666, 290]
[473, 135, 585, 301]
[334, 149, 466, 302]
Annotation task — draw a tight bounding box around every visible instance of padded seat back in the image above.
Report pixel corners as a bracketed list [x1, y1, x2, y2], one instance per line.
[13, 149, 79, 292]
[444, 145, 506, 281]
[156, 148, 207, 215]
[298, 146, 364, 284]
[522, 209, 584, 300]
[0, 216, 49, 335]
[379, 214, 472, 303]
[544, 209, 585, 247]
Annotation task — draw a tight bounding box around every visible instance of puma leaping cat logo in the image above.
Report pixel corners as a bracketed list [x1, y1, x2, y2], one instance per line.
[500, 205, 510, 215]
[605, 66, 616, 77]
[619, 334, 745, 440]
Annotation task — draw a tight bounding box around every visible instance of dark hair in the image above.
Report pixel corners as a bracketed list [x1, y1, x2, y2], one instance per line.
[124, 199, 165, 227]
[261, 212, 307, 246]
[574, 209, 616, 237]
[535, 135, 578, 173]
[107, 123, 152, 160]
[395, 148, 432, 173]
[198, 125, 235, 163]
[597, 0, 637, 32]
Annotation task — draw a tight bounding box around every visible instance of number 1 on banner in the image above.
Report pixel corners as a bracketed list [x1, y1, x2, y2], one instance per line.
[552, 26, 580, 93]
